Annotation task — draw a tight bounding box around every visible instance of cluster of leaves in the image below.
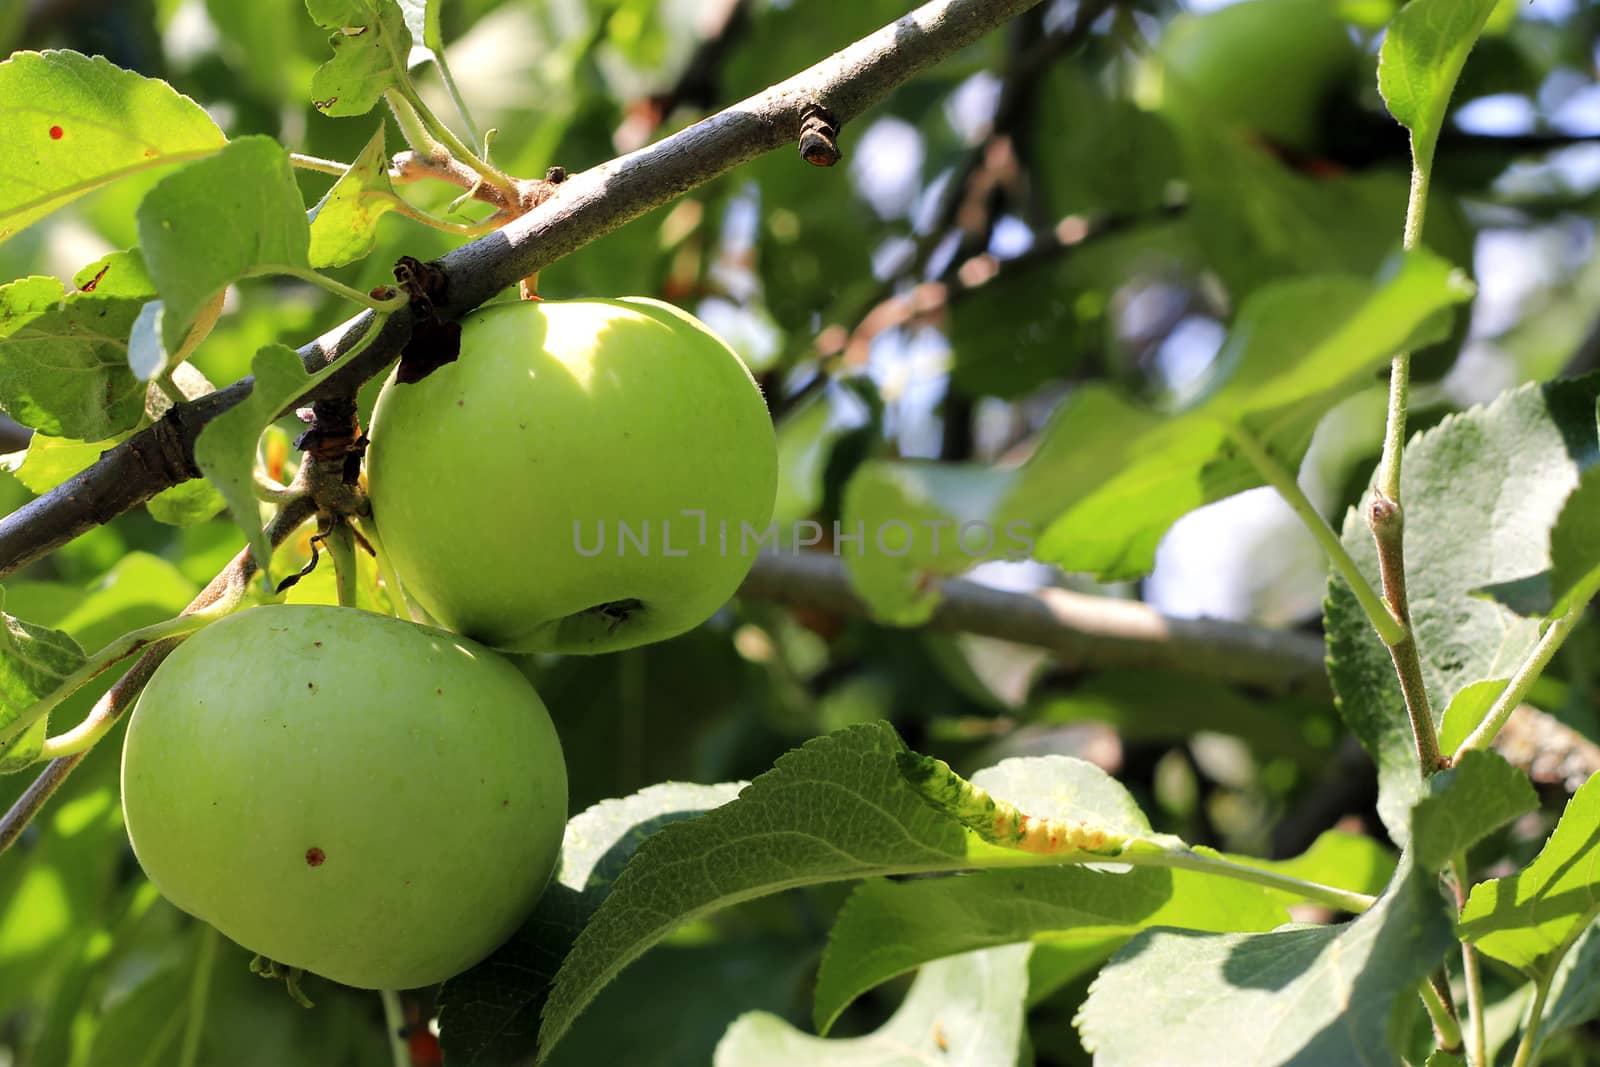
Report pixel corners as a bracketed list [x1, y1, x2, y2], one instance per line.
[5, 0, 1600, 1065]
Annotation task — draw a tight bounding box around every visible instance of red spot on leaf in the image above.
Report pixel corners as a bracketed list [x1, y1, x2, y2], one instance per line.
[48, 126, 63, 140]
[305, 847, 326, 867]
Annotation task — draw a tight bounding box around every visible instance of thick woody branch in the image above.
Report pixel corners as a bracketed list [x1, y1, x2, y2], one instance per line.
[0, 0, 1044, 580]
[738, 551, 1330, 695]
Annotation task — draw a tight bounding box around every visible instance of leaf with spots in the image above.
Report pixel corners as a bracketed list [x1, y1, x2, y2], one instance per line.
[307, 126, 401, 268]
[0, 50, 225, 243]
[304, 0, 415, 116]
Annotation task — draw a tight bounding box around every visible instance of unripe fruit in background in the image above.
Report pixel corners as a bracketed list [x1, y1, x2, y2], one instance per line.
[366, 298, 778, 654]
[120, 604, 567, 990]
[1153, 0, 1360, 153]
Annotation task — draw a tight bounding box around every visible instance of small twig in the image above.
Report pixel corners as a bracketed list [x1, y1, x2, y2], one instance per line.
[1226, 421, 1403, 645]
[389, 84, 520, 205]
[1450, 856, 1488, 1067]
[0, 497, 317, 853]
[1511, 976, 1551, 1067]
[1455, 603, 1589, 759]
[1, 612, 223, 749]
[1369, 495, 1443, 774]
[1421, 973, 1465, 1056]
[289, 152, 351, 177]
[432, 52, 484, 149]
[388, 150, 510, 209]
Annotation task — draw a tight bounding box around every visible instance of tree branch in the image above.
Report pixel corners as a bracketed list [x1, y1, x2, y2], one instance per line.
[737, 551, 1330, 695]
[0, 0, 1046, 581]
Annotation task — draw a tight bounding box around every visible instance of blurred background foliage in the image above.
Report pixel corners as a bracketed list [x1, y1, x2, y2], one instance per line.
[6, 0, 1600, 1062]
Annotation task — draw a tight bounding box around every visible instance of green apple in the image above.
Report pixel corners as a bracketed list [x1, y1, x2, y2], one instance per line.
[120, 604, 567, 990]
[1155, 0, 1359, 153]
[365, 297, 778, 654]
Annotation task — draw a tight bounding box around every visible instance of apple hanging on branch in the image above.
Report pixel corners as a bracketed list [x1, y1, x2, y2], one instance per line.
[366, 297, 780, 654]
[120, 604, 568, 993]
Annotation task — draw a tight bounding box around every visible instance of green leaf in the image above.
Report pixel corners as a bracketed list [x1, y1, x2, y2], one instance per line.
[537, 723, 974, 1061]
[1548, 467, 1600, 616]
[1537, 920, 1600, 1058]
[716, 944, 1032, 1067]
[1460, 771, 1600, 979]
[439, 781, 742, 1065]
[147, 478, 227, 527]
[813, 865, 1287, 1035]
[305, 0, 414, 116]
[1409, 749, 1536, 872]
[548, 937, 814, 1067]
[0, 50, 224, 242]
[2, 435, 116, 495]
[0, 356, 209, 496]
[1032, 65, 1178, 222]
[73, 249, 156, 299]
[308, 126, 400, 268]
[0, 594, 86, 772]
[956, 752, 1154, 841]
[1077, 849, 1453, 1066]
[841, 385, 1162, 623]
[1378, 0, 1499, 166]
[1437, 678, 1511, 756]
[192, 344, 313, 583]
[35, 553, 196, 650]
[1036, 249, 1472, 580]
[136, 136, 311, 351]
[1327, 375, 1600, 842]
[949, 221, 1196, 401]
[846, 249, 1471, 618]
[82, 961, 189, 1067]
[0, 276, 148, 438]
[771, 390, 853, 532]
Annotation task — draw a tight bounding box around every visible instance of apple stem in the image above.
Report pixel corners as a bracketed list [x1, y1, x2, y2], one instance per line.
[326, 521, 360, 609]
